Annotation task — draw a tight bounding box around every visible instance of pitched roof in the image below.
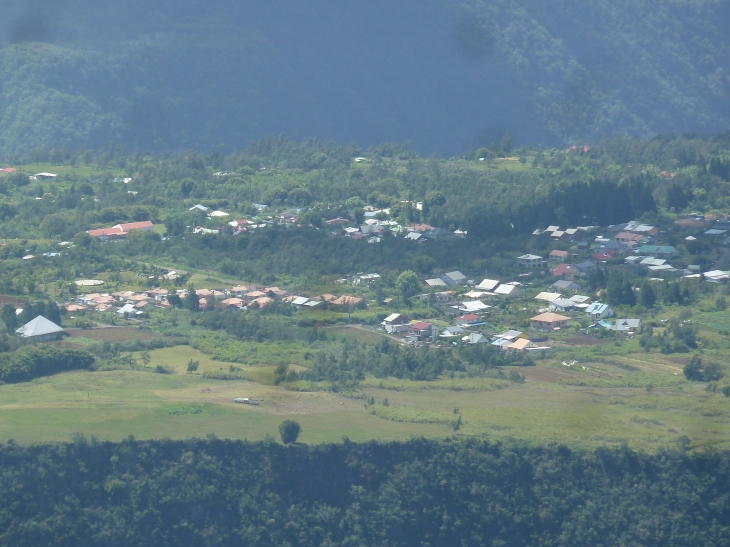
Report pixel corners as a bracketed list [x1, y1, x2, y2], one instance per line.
[549, 250, 569, 257]
[551, 264, 577, 276]
[411, 322, 433, 331]
[16, 316, 64, 338]
[117, 221, 154, 231]
[477, 279, 500, 291]
[507, 338, 532, 350]
[535, 292, 563, 302]
[530, 312, 571, 323]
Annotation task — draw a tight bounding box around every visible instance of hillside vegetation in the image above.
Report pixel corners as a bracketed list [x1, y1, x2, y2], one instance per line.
[0, 0, 728, 154]
[0, 437, 727, 546]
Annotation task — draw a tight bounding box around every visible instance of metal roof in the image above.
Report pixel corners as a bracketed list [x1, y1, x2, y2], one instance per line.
[16, 316, 64, 338]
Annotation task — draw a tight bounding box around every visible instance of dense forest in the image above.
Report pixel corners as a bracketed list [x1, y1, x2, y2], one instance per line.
[0, 0, 728, 154]
[0, 437, 727, 546]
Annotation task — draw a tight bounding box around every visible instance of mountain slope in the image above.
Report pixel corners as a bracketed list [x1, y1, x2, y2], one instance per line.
[0, 0, 728, 155]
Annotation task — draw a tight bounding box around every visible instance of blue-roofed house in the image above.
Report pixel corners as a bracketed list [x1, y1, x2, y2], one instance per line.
[586, 302, 615, 320]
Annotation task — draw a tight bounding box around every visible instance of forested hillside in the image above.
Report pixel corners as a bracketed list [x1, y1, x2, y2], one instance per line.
[0, 437, 727, 546]
[0, 0, 728, 155]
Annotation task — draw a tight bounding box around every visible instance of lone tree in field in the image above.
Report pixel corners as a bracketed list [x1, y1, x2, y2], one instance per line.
[279, 420, 301, 444]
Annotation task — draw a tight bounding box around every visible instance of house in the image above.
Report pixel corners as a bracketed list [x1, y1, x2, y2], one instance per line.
[592, 250, 616, 262]
[405, 232, 423, 241]
[570, 295, 591, 305]
[249, 297, 274, 308]
[535, 292, 563, 303]
[638, 245, 675, 257]
[409, 322, 434, 340]
[615, 232, 645, 244]
[455, 314, 481, 326]
[549, 250, 569, 262]
[452, 301, 490, 313]
[477, 279, 500, 291]
[209, 210, 230, 218]
[34, 172, 57, 180]
[551, 280, 582, 292]
[221, 298, 246, 308]
[585, 302, 615, 320]
[464, 333, 488, 345]
[15, 316, 65, 342]
[382, 313, 410, 334]
[575, 261, 596, 273]
[440, 326, 464, 338]
[613, 319, 641, 332]
[492, 338, 511, 349]
[116, 303, 140, 316]
[326, 217, 348, 225]
[190, 204, 210, 212]
[549, 298, 576, 312]
[291, 297, 310, 308]
[441, 271, 467, 286]
[495, 329, 522, 342]
[551, 264, 579, 278]
[230, 285, 257, 297]
[703, 270, 730, 283]
[640, 257, 666, 267]
[507, 338, 535, 352]
[494, 284, 519, 298]
[88, 220, 154, 240]
[434, 292, 451, 303]
[424, 228, 456, 240]
[425, 278, 448, 287]
[530, 312, 571, 332]
[332, 295, 364, 306]
[518, 254, 545, 268]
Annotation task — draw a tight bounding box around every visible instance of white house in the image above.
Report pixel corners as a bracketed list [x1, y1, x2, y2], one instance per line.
[477, 279, 500, 291]
[16, 316, 65, 342]
[494, 284, 519, 298]
[585, 302, 615, 320]
[518, 254, 545, 268]
[382, 313, 410, 334]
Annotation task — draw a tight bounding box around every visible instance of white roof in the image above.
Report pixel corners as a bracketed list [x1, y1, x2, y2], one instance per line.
[570, 295, 591, 303]
[452, 301, 490, 313]
[550, 298, 576, 308]
[464, 290, 487, 298]
[477, 279, 500, 291]
[497, 330, 522, 340]
[383, 313, 406, 323]
[640, 257, 666, 266]
[535, 292, 563, 302]
[551, 231, 565, 238]
[685, 236, 696, 241]
[117, 303, 137, 314]
[648, 264, 675, 272]
[494, 284, 518, 296]
[292, 297, 309, 306]
[703, 270, 729, 280]
[518, 254, 542, 260]
[16, 316, 64, 338]
[545, 226, 559, 232]
[425, 278, 447, 287]
[209, 210, 230, 217]
[190, 204, 210, 211]
[35, 172, 57, 177]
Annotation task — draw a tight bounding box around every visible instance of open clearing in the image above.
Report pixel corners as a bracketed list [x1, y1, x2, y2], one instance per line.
[0, 346, 728, 450]
[65, 327, 160, 343]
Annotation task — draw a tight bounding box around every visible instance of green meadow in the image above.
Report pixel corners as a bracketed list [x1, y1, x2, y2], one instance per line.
[1, 344, 727, 451]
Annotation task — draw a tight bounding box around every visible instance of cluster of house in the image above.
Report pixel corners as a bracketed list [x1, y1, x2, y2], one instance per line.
[286, 294, 364, 308]
[67, 284, 291, 315]
[533, 285, 641, 333]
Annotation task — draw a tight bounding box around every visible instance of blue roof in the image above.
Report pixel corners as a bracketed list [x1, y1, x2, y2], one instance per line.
[586, 302, 609, 314]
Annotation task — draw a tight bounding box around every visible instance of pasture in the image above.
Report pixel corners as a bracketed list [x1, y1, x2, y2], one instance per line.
[0, 344, 727, 451]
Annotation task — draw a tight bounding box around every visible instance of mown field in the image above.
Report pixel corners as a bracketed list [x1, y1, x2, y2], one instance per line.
[1, 343, 727, 451]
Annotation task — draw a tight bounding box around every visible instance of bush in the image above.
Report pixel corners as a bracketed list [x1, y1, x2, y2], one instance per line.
[0, 346, 94, 384]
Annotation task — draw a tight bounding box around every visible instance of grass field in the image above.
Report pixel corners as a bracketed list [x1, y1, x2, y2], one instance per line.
[1, 342, 728, 450]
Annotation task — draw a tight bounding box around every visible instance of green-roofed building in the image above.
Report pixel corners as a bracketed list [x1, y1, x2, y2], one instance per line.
[638, 245, 676, 256]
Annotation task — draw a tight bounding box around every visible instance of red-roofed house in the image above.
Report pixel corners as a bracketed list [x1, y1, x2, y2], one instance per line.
[88, 220, 154, 240]
[592, 250, 616, 262]
[551, 263, 579, 278]
[409, 322, 434, 340]
[455, 314, 481, 326]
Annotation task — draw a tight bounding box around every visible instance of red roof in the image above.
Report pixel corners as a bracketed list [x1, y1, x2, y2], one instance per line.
[592, 250, 616, 261]
[551, 264, 577, 276]
[457, 314, 480, 321]
[88, 226, 126, 237]
[410, 322, 433, 331]
[1, 167, 16, 173]
[549, 250, 569, 258]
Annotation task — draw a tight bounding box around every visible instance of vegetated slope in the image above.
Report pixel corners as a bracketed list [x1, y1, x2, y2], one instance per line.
[0, 437, 727, 546]
[0, 0, 728, 155]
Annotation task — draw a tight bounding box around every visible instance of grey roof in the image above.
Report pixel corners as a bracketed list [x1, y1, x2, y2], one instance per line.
[443, 271, 467, 282]
[551, 280, 579, 289]
[575, 261, 596, 271]
[16, 315, 64, 338]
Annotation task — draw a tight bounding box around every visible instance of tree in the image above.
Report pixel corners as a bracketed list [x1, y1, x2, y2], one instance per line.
[168, 290, 182, 308]
[639, 280, 656, 308]
[140, 351, 151, 368]
[425, 191, 446, 207]
[396, 270, 420, 301]
[187, 359, 199, 373]
[2, 304, 17, 333]
[278, 420, 301, 444]
[184, 288, 200, 311]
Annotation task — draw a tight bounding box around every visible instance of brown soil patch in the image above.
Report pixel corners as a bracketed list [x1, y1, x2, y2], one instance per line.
[674, 218, 710, 228]
[66, 327, 159, 343]
[564, 336, 608, 346]
[0, 295, 22, 305]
